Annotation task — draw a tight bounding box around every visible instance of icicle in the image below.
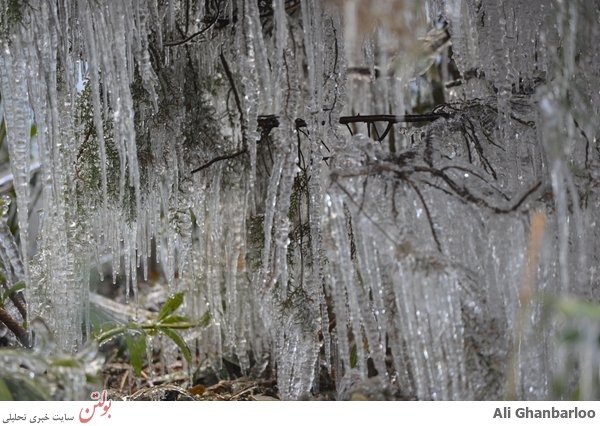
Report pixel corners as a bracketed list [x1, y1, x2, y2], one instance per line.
[0, 196, 23, 281]
[132, 2, 159, 111]
[354, 231, 387, 378]
[0, 37, 31, 285]
[80, 0, 109, 215]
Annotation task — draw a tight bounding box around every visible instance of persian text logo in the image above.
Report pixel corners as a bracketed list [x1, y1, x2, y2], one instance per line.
[79, 390, 112, 423]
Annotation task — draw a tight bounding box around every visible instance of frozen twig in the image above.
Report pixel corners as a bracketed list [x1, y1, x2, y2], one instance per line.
[191, 112, 448, 174]
[0, 306, 29, 347]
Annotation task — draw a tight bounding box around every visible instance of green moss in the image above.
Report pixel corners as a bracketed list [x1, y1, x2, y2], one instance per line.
[0, 0, 24, 41]
[74, 82, 121, 215]
[246, 214, 264, 272]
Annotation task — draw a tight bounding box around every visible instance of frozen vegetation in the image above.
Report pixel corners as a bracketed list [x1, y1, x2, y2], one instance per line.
[0, 0, 599, 400]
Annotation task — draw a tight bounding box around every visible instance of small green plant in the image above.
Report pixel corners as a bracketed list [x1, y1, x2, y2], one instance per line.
[93, 292, 210, 376]
[0, 319, 104, 400]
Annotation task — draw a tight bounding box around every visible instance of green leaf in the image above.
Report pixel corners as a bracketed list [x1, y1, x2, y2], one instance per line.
[350, 344, 358, 369]
[160, 327, 192, 365]
[30, 123, 37, 138]
[144, 326, 158, 336]
[94, 325, 128, 345]
[157, 292, 184, 322]
[0, 121, 5, 147]
[0, 281, 25, 305]
[6, 281, 25, 296]
[158, 315, 190, 325]
[199, 311, 211, 327]
[125, 332, 147, 377]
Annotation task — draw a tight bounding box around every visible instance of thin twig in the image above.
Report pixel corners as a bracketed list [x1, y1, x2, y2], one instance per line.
[164, 6, 220, 46]
[220, 52, 243, 122]
[191, 148, 247, 174]
[339, 113, 448, 125]
[406, 179, 443, 252]
[333, 181, 398, 246]
[0, 270, 27, 322]
[191, 50, 249, 176]
[191, 112, 449, 173]
[8, 290, 26, 322]
[0, 307, 29, 347]
[378, 122, 394, 142]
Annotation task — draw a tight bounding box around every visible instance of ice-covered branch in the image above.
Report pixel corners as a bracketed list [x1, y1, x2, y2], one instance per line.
[192, 112, 449, 174]
[0, 306, 29, 347]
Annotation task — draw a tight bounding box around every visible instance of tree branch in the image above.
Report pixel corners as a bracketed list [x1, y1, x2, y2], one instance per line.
[0, 307, 29, 347]
[220, 52, 244, 124]
[164, 5, 221, 47]
[338, 113, 449, 125]
[191, 148, 248, 174]
[191, 112, 449, 174]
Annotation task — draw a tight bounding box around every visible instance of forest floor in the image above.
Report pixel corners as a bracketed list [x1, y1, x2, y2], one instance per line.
[101, 355, 282, 401]
[98, 339, 399, 401]
[94, 274, 287, 401]
[92, 269, 385, 401]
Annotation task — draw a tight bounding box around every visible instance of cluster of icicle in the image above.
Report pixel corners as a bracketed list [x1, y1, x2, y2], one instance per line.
[0, 0, 599, 400]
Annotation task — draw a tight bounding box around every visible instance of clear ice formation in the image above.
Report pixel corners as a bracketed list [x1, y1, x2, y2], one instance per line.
[0, 0, 599, 399]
